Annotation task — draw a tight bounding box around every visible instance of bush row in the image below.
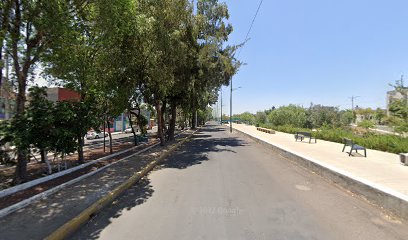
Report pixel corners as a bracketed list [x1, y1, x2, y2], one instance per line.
[258, 123, 408, 154]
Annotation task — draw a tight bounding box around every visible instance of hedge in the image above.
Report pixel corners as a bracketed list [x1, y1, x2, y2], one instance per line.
[259, 124, 408, 154]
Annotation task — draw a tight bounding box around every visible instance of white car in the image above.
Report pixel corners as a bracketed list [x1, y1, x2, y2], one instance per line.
[124, 127, 139, 133]
[86, 131, 108, 140]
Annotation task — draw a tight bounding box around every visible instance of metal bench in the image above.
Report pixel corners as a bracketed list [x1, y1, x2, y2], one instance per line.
[342, 138, 367, 157]
[294, 132, 316, 143]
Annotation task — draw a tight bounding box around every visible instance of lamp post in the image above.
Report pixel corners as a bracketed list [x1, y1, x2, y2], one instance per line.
[230, 79, 241, 133]
[220, 89, 223, 124]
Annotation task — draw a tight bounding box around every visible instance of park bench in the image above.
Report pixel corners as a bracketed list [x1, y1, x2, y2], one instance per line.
[294, 132, 317, 144]
[342, 138, 367, 157]
[256, 127, 275, 134]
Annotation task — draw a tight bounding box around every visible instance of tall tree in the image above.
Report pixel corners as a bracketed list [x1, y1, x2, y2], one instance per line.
[5, 0, 70, 183]
[43, 1, 108, 163]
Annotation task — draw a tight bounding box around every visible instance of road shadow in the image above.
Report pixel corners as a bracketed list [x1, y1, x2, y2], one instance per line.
[68, 126, 246, 239]
[70, 177, 154, 240]
[158, 130, 246, 170]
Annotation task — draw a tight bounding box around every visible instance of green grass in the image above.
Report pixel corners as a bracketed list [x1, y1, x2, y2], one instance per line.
[259, 123, 408, 154]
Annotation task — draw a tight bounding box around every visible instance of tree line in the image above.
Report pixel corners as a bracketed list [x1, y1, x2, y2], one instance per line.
[234, 81, 407, 133]
[0, 0, 240, 184]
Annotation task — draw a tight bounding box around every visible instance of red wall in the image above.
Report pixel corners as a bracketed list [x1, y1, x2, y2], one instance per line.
[58, 88, 80, 101]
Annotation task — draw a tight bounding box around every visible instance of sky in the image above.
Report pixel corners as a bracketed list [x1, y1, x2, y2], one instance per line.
[221, 0, 408, 114]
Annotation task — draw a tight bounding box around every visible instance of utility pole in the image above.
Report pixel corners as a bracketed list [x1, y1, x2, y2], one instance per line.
[350, 95, 360, 111]
[399, 75, 404, 88]
[220, 89, 223, 124]
[230, 79, 232, 133]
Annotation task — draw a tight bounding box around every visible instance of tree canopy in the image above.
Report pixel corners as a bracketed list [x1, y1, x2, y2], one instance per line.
[1, 0, 240, 183]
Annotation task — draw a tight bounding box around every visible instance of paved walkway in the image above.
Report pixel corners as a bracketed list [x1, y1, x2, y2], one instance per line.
[72, 123, 408, 240]
[230, 124, 408, 198]
[0, 131, 192, 240]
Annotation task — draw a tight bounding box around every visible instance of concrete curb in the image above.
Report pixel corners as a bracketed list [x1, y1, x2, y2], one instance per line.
[46, 130, 197, 240]
[0, 143, 148, 199]
[233, 128, 408, 220]
[0, 142, 158, 218]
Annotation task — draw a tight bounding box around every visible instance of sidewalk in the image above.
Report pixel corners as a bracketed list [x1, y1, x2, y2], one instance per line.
[0, 131, 192, 240]
[230, 124, 408, 215]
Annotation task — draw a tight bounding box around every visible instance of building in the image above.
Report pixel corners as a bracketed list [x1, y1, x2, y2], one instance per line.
[0, 84, 16, 120]
[386, 88, 408, 116]
[46, 88, 80, 102]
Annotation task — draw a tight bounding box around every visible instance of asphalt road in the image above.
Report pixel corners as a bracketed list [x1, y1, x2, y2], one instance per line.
[72, 123, 408, 240]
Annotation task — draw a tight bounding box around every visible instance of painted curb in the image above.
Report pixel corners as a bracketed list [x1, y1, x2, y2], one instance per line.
[46, 131, 196, 240]
[0, 142, 158, 218]
[232, 127, 408, 220]
[0, 142, 149, 199]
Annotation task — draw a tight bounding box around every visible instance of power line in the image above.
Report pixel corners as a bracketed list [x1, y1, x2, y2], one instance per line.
[237, 0, 264, 58]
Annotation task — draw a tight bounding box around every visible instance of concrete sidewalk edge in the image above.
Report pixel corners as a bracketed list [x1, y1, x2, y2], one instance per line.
[233, 127, 408, 220]
[45, 130, 197, 240]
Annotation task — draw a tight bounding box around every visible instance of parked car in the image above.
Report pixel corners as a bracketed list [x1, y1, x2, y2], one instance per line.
[86, 131, 108, 140]
[124, 127, 139, 133]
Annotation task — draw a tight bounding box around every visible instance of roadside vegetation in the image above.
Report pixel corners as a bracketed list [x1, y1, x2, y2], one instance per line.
[0, 0, 239, 184]
[233, 85, 408, 154]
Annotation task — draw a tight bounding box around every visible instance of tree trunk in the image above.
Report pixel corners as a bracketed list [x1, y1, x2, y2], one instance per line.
[42, 151, 52, 175]
[107, 120, 113, 154]
[161, 100, 167, 133]
[11, 0, 40, 183]
[192, 110, 197, 129]
[13, 152, 27, 184]
[77, 134, 84, 164]
[155, 101, 165, 146]
[40, 149, 46, 163]
[168, 102, 177, 141]
[13, 71, 28, 183]
[127, 112, 138, 146]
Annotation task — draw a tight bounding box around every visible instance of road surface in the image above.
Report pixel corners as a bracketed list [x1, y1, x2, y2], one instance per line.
[72, 123, 408, 240]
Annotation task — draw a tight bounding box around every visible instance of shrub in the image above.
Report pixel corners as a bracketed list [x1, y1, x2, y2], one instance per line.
[357, 120, 375, 129]
[267, 105, 307, 128]
[258, 123, 408, 154]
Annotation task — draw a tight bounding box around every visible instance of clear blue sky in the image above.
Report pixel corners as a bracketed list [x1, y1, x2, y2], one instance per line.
[221, 0, 408, 114]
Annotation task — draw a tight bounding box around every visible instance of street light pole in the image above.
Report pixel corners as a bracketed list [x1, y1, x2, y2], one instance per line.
[230, 79, 232, 133]
[229, 80, 242, 133]
[350, 95, 360, 111]
[220, 89, 223, 124]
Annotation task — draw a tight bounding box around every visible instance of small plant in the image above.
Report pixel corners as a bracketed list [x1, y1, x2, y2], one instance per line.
[357, 120, 375, 129]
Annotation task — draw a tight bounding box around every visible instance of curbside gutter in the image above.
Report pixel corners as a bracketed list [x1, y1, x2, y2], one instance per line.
[232, 128, 408, 220]
[46, 130, 197, 240]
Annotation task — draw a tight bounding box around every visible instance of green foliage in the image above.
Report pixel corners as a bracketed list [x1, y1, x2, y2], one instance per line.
[374, 108, 386, 124]
[254, 103, 407, 154]
[49, 101, 78, 157]
[339, 110, 355, 126]
[3, 0, 241, 180]
[24, 87, 54, 155]
[258, 123, 407, 154]
[267, 105, 307, 128]
[308, 105, 339, 128]
[255, 111, 267, 125]
[388, 80, 408, 133]
[357, 120, 375, 129]
[137, 114, 148, 135]
[232, 112, 255, 125]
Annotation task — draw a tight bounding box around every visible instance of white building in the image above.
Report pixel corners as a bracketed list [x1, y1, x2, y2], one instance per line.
[386, 88, 408, 116]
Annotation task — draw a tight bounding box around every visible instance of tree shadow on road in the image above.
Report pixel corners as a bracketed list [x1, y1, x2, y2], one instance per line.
[69, 127, 246, 239]
[70, 177, 154, 240]
[157, 131, 247, 170]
